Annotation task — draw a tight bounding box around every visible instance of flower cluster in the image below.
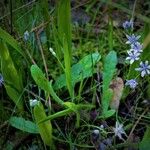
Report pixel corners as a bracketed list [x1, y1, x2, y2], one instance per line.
[125, 33, 142, 65]
[123, 20, 150, 89]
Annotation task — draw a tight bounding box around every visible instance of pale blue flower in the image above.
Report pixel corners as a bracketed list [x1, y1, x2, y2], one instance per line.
[113, 121, 127, 141]
[123, 20, 133, 29]
[0, 74, 4, 87]
[131, 42, 143, 53]
[126, 34, 141, 45]
[135, 61, 150, 77]
[126, 51, 140, 64]
[24, 30, 29, 41]
[125, 79, 138, 89]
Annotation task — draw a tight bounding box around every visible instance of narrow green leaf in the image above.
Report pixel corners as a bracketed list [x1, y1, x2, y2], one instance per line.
[5, 85, 23, 110]
[38, 108, 72, 124]
[0, 40, 23, 110]
[31, 65, 50, 92]
[0, 27, 25, 57]
[39, 103, 95, 124]
[9, 117, 39, 134]
[34, 101, 52, 146]
[57, 0, 71, 50]
[31, 65, 64, 106]
[57, 0, 73, 98]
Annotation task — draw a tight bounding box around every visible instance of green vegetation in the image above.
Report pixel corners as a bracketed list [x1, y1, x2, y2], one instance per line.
[0, 0, 150, 149]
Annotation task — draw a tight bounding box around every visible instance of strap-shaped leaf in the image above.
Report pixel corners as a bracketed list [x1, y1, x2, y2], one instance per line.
[0, 41, 24, 110]
[34, 101, 52, 146]
[0, 27, 25, 57]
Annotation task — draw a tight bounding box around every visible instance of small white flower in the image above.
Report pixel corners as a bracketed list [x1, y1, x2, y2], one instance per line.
[100, 125, 104, 129]
[135, 61, 150, 77]
[125, 79, 138, 89]
[29, 99, 38, 107]
[126, 51, 140, 64]
[113, 121, 126, 141]
[49, 47, 56, 56]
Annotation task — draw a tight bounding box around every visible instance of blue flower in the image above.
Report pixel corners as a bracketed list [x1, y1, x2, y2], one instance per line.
[24, 30, 29, 41]
[126, 50, 140, 64]
[135, 61, 150, 77]
[125, 79, 138, 89]
[123, 20, 133, 29]
[0, 74, 4, 87]
[130, 42, 143, 53]
[126, 34, 141, 45]
[113, 121, 127, 141]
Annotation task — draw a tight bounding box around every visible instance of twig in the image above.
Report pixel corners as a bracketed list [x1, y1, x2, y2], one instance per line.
[127, 107, 149, 141]
[131, 0, 138, 20]
[34, 29, 52, 109]
[35, 31, 49, 80]
[24, 45, 36, 65]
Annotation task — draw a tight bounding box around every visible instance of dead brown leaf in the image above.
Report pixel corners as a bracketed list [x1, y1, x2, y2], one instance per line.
[109, 77, 124, 110]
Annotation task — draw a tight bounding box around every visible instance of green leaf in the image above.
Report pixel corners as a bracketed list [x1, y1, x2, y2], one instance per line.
[57, 0, 73, 98]
[34, 101, 52, 146]
[39, 108, 72, 124]
[140, 127, 150, 150]
[103, 51, 117, 91]
[39, 103, 95, 124]
[99, 109, 116, 119]
[57, 0, 71, 50]
[5, 85, 23, 110]
[102, 88, 113, 114]
[54, 52, 101, 90]
[31, 65, 50, 92]
[0, 40, 23, 111]
[0, 27, 25, 57]
[31, 65, 64, 106]
[102, 51, 117, 114]
[9, 117, 39, 134]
